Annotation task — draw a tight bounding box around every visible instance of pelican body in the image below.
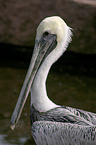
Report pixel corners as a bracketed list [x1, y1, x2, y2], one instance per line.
[10, 16, 96, 145]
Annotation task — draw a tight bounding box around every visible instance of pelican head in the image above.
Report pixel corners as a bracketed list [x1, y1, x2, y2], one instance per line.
[10, 16, 72, 130]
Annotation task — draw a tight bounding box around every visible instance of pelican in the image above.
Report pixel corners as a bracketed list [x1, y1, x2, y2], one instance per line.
[10, 16, 96, 145]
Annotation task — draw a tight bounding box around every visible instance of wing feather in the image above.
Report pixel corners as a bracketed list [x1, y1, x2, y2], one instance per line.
[32, 121, 96, 145]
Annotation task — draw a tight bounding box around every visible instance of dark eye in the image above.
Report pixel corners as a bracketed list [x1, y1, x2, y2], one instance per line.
[43, 31, 50, 37]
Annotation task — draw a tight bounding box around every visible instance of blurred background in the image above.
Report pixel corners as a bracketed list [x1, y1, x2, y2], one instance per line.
[0, 0, 96, 144]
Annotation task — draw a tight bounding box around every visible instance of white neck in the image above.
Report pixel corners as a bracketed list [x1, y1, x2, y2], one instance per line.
[31, 55, 60, 112]
[31, 26, 72, 112]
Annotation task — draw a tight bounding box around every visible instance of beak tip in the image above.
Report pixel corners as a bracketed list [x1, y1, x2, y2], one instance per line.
[10, 124, 15, 130]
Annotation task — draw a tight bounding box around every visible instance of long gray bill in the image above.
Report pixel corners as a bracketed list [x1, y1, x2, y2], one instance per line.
[10, 34, 57, 130]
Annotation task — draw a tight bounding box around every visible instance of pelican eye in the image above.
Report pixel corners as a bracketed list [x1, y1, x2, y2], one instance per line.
[43, 31, 50, 37]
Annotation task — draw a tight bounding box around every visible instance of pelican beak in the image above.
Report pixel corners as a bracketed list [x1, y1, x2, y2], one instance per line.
[10, 33, 57, 130]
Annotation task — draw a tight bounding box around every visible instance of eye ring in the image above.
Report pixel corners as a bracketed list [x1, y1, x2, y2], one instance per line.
[43, 31, 50, 37]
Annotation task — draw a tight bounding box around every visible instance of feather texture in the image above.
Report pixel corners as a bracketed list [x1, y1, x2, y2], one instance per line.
[32, 121, 96, 145]
[31, 106, 96, 144]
